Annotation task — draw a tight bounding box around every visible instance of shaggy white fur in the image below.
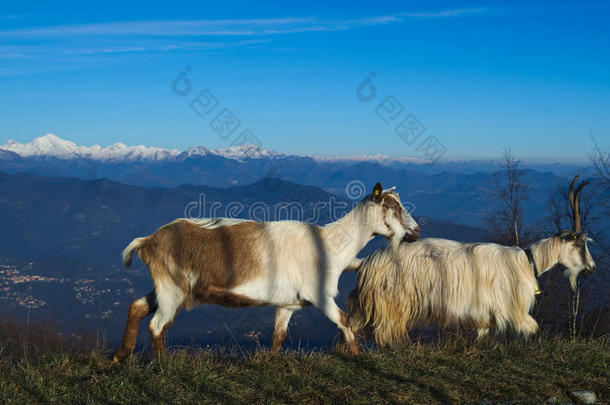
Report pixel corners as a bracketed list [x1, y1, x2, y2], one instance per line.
[348, 232, 596, 346]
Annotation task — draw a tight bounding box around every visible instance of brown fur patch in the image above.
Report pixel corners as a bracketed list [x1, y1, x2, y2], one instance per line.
[199, 286, 266, 307]
[121, 220, 270, 358]
[137, 220, 265, 306]
[381, 192, 403, 222]
[149, 323, 171, 358]
[339, 311, 361, 354]
[339, 310, 350, 327]
[271, 329, 288, 353]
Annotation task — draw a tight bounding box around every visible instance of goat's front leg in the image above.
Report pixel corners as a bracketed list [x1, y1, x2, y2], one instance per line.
[315, 297, 361, 355]
[270, 307, 295, 353]
[516, 314, 539, 340]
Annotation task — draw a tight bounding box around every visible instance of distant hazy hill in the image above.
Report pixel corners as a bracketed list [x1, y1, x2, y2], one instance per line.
[0, 171, 489, 266]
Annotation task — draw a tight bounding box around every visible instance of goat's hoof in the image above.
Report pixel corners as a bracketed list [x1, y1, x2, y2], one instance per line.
[112, 350, 129, 363]
[349, 344, 362, 355]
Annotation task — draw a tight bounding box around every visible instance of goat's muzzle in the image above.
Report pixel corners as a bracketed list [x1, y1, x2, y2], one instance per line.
[402, 227, 420, 243]
[582, 265, 596, 276]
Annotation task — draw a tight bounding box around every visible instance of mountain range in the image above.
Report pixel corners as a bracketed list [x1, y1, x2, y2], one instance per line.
[1, 133, 585, 175]
[0, 135, 588, 227]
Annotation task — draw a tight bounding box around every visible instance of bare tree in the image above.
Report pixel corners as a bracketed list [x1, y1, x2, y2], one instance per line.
[590, 136, 610, 187]
[486, 148, 530, 246]
[589, 136, 610, 222]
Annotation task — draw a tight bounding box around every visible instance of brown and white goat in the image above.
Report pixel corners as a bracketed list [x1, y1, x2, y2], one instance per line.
[113, 183, 419, 361]
[347, 177, 596, 346]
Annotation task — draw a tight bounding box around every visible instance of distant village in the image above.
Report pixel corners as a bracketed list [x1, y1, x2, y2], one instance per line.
[0, 263, 135, 318]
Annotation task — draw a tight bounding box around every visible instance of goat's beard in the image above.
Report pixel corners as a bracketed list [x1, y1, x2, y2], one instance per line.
[564, 267, 583, 292]
[389, 233, 402, 268]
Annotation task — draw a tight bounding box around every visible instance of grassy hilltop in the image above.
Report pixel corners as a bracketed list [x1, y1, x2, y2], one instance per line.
[0, 334, 608, 404]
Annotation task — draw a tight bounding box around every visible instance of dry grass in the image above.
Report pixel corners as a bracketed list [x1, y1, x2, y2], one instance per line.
[0, 329, 608, 404]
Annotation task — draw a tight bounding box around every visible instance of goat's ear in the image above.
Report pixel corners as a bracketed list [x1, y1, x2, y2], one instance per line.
[559, 231, 583, 241]
[575, 232, 587, 241]
[372, 182, 383, 203]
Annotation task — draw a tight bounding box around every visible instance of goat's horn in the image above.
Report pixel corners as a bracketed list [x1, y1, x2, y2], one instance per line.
[568, 176, 578, 210]
[568, 176, 578, 230]
[573, 180, 589, 233]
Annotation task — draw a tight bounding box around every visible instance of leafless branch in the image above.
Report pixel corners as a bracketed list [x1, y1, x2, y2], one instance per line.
[589, 136, 610, 187]
[486, 148, 530, 246]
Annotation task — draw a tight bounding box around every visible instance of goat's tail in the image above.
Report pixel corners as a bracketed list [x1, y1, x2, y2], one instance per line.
[122, 237, 148, 267]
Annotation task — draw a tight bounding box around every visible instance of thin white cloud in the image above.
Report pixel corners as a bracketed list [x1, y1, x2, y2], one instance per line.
[398, 7, 489, 17]
[65, 39, 270, 55]
[0, 8, 491, 62]
[0, 17, 314, 38]
[0, 9, 490, 39]
[0, 39, 270, 59]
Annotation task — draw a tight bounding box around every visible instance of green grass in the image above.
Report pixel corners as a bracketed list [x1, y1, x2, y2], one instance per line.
[0, 337, 608, 404]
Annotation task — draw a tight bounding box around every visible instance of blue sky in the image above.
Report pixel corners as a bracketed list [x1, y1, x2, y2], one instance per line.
[0, 1, 608, 162]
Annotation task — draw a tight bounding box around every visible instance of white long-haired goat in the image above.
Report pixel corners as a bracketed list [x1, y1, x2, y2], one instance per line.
[347, 177, 596, 346]
[113, 183, 419, 361]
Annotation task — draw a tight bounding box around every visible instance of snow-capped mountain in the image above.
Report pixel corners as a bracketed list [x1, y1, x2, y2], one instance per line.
[210, 144, 284, 160]
[0, 134, 180, 162]
[179, 144, 284, 161]
[0, 133, 470, 166]
[0, 134, 285, 163]
[1, 134, 442, 165]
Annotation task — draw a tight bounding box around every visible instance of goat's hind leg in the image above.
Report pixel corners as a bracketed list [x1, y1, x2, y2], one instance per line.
[148, 281, 185, 358]
[113, 290, 157, 363]
[270, 307, 295, 353]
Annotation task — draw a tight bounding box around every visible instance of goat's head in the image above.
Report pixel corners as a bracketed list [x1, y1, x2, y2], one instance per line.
[556, 175, 596, 290]
[365, 183, 420, 248]
[555, 231, 596, 290]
